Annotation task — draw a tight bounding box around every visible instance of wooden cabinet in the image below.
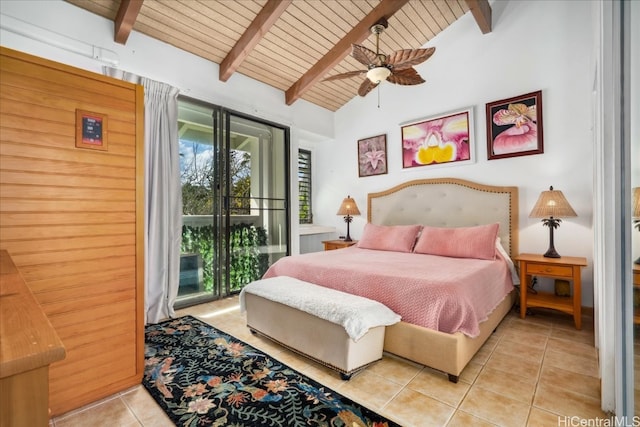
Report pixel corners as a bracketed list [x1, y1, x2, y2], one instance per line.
[0, 47, 144, 416]
[322, 239, 358, 251]
[516, 253, 587, 329]
[1, 250, 66, 426]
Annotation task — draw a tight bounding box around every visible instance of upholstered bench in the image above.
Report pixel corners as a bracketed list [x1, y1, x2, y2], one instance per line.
[239, 276, 401, 379]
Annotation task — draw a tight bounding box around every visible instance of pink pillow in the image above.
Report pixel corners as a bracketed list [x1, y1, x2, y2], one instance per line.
[357, 223, 422, 253]
[413, 223, 500, 260]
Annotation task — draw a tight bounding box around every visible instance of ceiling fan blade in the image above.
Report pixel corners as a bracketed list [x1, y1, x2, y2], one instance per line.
[323, 70, 367, 82]
[387, 47, 436, 70]
[351, 44, 379, 66]
[388, 67, 425, 86]
[358, 78, 378, 97]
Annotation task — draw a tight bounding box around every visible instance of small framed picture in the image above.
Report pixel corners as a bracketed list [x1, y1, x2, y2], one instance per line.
[486, 90, 543, 160]
[76, 109, 108, 151]
[357, 134, 387, 177]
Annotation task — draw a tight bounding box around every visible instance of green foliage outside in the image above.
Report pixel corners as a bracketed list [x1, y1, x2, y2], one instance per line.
[181, 223, 268, 293]
[180, 141, 265, 294]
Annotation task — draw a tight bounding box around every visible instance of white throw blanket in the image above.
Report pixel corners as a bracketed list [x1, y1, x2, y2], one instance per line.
[239, 276, 401, 342]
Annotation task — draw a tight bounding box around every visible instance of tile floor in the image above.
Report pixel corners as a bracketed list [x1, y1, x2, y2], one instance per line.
[50, 296, 608, 427]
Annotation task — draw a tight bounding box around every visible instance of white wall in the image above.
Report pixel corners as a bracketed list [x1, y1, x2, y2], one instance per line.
[314, 0, 596, 306]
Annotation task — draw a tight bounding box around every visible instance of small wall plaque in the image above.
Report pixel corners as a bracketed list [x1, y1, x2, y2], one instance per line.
[76, 109, 108, 151]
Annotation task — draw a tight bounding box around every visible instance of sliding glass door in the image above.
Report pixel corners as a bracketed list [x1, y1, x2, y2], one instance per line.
[177, 99, 289, 307]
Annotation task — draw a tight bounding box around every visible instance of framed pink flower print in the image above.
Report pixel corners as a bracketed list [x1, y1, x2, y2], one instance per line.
[486, 90, 543, 160]
[401, 108, 474, 169]
[357, 134, 387, 177]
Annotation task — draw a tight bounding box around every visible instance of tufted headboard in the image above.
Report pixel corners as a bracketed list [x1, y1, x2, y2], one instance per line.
[367, 178, 519, 258]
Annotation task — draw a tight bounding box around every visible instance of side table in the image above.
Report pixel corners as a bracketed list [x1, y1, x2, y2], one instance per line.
[516, 253, 588, 329]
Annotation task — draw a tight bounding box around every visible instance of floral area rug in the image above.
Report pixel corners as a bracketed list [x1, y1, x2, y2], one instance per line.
[143, 315, 400, 427]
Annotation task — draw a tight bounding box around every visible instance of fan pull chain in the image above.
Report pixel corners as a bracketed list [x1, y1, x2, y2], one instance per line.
[377, 85, 381, 108]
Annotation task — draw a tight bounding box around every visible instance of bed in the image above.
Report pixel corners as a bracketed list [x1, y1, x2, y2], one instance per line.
[261, 178, 519, 382]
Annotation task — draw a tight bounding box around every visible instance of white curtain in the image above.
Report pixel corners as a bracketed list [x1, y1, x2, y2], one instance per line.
[102, 67, 181, 324]
[143, 78, 181, 324]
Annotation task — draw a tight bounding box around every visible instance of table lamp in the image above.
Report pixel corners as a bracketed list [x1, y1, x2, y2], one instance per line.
[336, 195, 360, 242]
[529, 186, 577, 258]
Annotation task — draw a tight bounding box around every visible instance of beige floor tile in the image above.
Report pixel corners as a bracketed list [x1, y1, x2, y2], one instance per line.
[384, 388, 455, 427]
[509, 319, 553, 336]
[511, 313, 554, 329]
[300, 361, 348, 391]
[550, 327, 594, 346]
[500, 329, 549, 349]
[527, 407, 565, 427]
[120, 386, 174, 427]
[533, 384, 606, 418]
[543, 348, 599, 378]
[270, 349, 313, 373]
[539, 365, 600, 400]
[546, 336, 598, 360]
[485, 350, 541, 380]
[483, 334, 501, 350]
[367, 354, 422, 386]
[551, 313, 594, 333]
[447, 410, 498, 427]
[493, 336, 545, 364]
[471, 343, 495, 365]
[337, 369, 404, 410]
[493, 314, 514, 337]
[459, 361, 483, 384]
[406, 368, 471, 407]
[459, 387, 530, 427]
[54, 397, 141, 427]
[474, 366, 537, 404]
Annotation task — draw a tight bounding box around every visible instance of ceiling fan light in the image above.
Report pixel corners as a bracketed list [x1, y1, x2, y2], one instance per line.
[366, 66, 391, 83]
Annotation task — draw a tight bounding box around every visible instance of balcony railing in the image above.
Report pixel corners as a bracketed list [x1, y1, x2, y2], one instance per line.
[180, 216, 269, 296]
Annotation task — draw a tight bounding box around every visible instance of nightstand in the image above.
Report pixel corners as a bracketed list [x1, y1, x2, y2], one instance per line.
[516, 253, 587, 329]
[322, 239, 358, 251]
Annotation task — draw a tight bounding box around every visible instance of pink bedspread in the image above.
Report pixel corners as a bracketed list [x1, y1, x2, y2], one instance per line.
[263, 246, 514, 338]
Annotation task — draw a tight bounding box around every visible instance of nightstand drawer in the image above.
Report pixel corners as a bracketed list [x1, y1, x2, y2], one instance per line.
[525, 263, 573, 277]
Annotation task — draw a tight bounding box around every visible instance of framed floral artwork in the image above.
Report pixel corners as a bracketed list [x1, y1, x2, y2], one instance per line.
[401, 108, 473, 169]
[357, 134, 387, 177]
[486, 90, 543, 160]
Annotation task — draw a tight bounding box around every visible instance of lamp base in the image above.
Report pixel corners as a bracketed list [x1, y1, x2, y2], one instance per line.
[543, 247, 561, 258]
[343, 215, 353, 242]
[543, 218, 561, 258]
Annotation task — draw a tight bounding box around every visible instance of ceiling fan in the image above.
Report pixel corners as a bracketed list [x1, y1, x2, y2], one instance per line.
[324, 18, 436, 97]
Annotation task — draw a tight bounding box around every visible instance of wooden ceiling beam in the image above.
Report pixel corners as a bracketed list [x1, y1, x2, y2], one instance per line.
[114, 0, 144, 44]
[285, 0, 410, 106]
[464, 0, 492, 34]
[219, 0, 292, 82]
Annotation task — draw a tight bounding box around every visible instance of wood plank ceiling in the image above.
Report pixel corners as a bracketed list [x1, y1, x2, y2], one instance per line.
[64, 0, 490, 112]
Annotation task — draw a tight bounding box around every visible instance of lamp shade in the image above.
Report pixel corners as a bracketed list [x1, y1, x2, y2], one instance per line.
[529, 186, 577, 219]
[337, 196, 361, 216]
[633, 187, 640, 218]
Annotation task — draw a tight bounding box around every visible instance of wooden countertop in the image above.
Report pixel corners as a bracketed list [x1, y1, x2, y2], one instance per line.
[0, 250, 65, 378]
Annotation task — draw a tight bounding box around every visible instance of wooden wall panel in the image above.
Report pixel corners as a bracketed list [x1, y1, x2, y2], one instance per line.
[0, 47, 144, 416]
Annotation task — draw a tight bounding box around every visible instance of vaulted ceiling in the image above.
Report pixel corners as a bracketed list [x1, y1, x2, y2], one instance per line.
[64, 0, 491, 112]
